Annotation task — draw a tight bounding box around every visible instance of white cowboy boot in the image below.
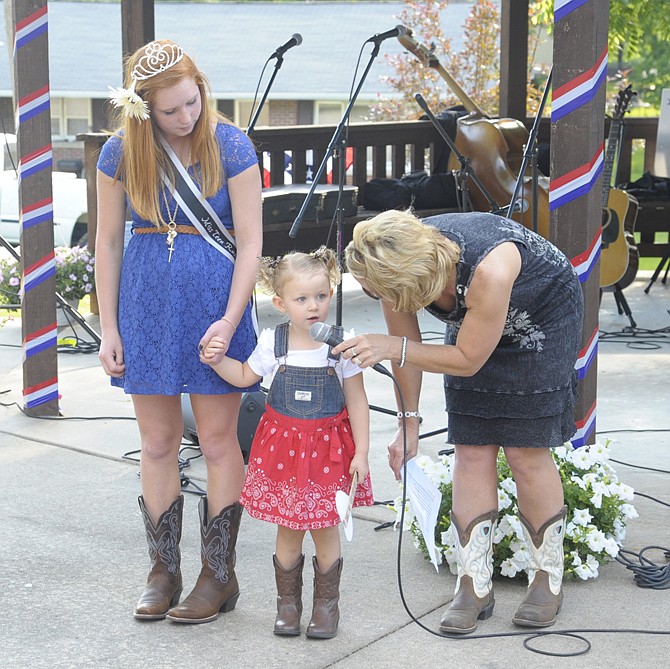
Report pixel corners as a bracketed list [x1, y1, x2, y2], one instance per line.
[513, 505, 567, 628]
[439, 509, 497, 635]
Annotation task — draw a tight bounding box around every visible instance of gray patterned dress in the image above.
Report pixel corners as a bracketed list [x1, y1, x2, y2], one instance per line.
[423, 212, 583, 448]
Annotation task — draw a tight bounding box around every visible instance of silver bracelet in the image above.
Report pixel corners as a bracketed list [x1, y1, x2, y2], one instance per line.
[397, 411, 421, 419]
[399, 335, 408, 368]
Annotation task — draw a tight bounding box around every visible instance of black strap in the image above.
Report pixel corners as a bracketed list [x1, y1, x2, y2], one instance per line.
[171, 167, 237, 259]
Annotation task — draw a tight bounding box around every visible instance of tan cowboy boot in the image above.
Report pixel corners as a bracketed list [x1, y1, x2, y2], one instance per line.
[273, 554, 305, 636]
[134, 495, 184, 620]
[439, 509, 497, 635]
[166, 498, 242, 624]
[305, 556, 342, 639]
[512, 505, 568, 628]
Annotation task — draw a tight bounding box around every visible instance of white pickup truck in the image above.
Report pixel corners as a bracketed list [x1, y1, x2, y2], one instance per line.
[0, 135, 89, 248]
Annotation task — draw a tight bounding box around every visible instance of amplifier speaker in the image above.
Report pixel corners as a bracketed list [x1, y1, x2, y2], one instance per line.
[181, 391, 266, 464]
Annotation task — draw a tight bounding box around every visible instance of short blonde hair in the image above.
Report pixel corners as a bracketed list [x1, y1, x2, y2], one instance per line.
[345, 210, 460, 312]
[257, 246, 340, 297]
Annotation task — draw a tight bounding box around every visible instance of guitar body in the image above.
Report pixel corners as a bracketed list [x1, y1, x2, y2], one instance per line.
[448, 116, 550, 239]
[606, 193, 640, 291]
[600, 188, 634, 287]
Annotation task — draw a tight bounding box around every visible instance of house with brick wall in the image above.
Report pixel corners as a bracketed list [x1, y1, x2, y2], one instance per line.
[0, 0, 482, 172]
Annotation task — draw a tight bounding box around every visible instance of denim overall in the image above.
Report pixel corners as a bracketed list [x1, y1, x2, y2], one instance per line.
[266, 322, 345, 419]
[239, 322, 374, 529]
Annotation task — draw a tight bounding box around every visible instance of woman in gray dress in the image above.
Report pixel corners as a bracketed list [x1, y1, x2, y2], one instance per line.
[334, 209, 583, 635]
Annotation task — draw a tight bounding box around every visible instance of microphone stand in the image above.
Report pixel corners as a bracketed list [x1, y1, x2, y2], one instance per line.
[246, 54, 287, 138]
[506, 67, 553, 233]
[289, 39, 385, 326]
[414, 94, 500, 214]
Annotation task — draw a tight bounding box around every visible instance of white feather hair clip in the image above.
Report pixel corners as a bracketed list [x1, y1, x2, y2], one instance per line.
[108, 41, 185, 121]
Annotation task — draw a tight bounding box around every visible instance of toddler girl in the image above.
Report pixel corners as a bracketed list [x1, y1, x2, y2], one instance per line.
[201, 246, 373, 638]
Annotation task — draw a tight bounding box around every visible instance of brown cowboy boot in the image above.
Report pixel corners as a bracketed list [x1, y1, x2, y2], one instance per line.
[305, 556, 342, 639]
[513, 506, 567, 628]
[166, 498, 242, 624]
[134, 495, 184, 620]
[439, 509, 497, 635]
[273, 554, 305, 636]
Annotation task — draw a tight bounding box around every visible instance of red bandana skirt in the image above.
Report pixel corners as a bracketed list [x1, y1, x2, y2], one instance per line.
[239, 405, 374, 530]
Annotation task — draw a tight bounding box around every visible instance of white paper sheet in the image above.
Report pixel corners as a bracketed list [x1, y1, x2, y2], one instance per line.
[401, 459, 442, 571]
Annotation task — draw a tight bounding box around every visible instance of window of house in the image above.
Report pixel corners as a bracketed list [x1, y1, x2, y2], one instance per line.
[51, 98, 91, 139]
[315, 101, 371, 125]
[236, 100, 269, 128]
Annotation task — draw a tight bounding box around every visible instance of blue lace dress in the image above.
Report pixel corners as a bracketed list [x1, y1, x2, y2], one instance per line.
[423, 212, 584, 448]
[96, 123, 260, 396]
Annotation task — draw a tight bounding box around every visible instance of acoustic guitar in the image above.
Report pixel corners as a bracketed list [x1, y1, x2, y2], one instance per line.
[398, 29, 550, 239]
[600, 86, 639, 288]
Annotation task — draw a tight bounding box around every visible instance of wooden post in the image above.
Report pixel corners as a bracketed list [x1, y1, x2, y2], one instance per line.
[550, 0, 609, 446]
[12, 0, 58, 415]
[121, 0, 154, 59]
[499, 0, 529, 121]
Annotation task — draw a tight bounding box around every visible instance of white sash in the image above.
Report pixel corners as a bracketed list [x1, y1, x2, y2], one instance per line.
[159, 134, 259, 336]
[159, 134, 237, 264]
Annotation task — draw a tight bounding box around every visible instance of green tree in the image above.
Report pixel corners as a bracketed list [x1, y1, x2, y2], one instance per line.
[369, 0, 500, 121]
[533, 0, 670, 112]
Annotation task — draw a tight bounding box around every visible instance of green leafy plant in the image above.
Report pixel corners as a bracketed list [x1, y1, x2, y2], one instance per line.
[55, 245, 95, 301]
[0, 245, 95, 309]
[0, 253, 21, 308]
[392, 442, 638, 581]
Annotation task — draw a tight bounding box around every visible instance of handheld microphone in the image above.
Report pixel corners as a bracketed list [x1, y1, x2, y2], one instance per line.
[270, 33, 303, 59]
[365, 25, 408, 44]
[309, 322, 393, 378]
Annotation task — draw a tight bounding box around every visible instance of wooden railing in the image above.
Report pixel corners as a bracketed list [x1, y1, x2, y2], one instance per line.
[79, 115, 667, 259]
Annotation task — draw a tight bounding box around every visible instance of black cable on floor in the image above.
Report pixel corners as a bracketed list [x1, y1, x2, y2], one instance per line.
[615, 546, 670, 589]
[385, 374, 670, 657]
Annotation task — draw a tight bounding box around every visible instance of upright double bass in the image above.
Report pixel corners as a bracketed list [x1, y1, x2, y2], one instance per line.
[398, 30, 550, 239]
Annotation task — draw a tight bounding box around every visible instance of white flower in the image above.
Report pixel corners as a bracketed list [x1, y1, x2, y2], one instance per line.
[499, 477, 517, 497]
[569, 447, 595, 470]
[415, 455, 433, 470]
[108, 85, 150, 121]
[497, 487, 513, 510]
[585, 527, 607, 552]
[570, 474, 587, 490]
[574, 563, 593, 580]
[500, 558, 521, 577]
[615, 483, 635, 502]
[620, 503, 639, 520]
[565, 521, 579, 538]
[603, 536, 620, 558]
[553, 445, 568, 460]
[585, 553, 600, 577]
[588, 442, 611, 463]
[572, 508, 593, 526]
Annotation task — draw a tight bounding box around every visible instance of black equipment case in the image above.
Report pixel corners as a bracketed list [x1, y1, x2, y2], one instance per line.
[262, 184, 358, 226]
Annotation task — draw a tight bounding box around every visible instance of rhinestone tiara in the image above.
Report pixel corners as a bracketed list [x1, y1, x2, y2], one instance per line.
[132, 41, 184, 82]
[108, 41, 185, 121]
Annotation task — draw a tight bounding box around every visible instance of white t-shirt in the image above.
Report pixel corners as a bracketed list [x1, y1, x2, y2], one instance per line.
[247, 327, 363, 387]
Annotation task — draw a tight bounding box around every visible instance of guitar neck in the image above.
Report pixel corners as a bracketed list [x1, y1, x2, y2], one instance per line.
[398, 31, 489, 118]
[432, 62, 489, 118]
[602, 118, 622, 206]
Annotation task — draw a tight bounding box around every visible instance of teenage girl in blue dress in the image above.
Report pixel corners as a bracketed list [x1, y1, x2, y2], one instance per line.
[96, 40, 261, 624]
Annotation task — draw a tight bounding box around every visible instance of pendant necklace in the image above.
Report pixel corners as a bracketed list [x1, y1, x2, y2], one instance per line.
[162, 188, 179, 262]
